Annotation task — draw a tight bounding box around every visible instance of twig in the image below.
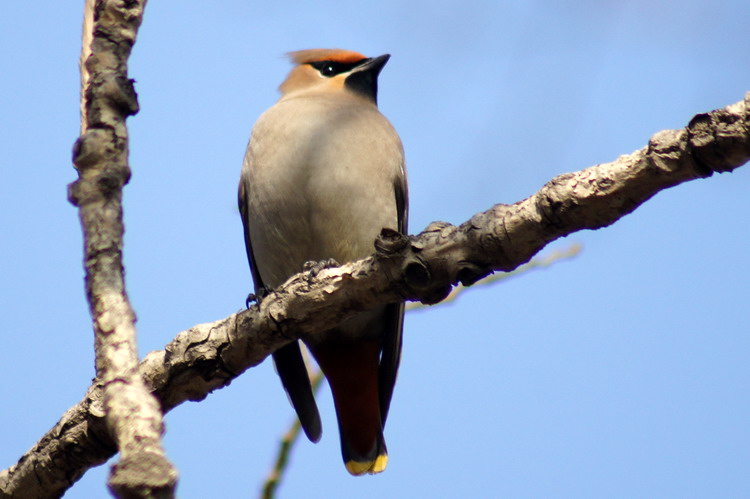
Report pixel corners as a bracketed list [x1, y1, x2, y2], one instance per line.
[406, 243, 582, 311]
[261, 372, 325, 499]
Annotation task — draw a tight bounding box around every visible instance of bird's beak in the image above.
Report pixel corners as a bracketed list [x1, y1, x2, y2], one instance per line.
[352, 54, 391, 77]
[345, 54, 391, 104]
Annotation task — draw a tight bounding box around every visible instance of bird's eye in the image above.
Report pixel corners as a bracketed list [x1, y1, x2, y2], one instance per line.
[310, 61, 343, 77]
[310, 60, 363, 78]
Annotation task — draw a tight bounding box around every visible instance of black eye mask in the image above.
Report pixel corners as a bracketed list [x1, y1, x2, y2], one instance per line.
[309, 59, 367, 77]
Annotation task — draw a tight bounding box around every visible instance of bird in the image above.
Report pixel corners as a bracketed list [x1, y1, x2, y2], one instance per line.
[238, 49, 407, 475]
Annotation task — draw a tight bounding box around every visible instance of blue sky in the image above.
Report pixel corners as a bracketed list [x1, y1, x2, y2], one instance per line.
[1, 1, 749, 497]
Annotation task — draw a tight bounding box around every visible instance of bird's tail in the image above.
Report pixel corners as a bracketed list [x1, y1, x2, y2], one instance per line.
[342, 429, 388, 476]
[311, 337, 388, 475]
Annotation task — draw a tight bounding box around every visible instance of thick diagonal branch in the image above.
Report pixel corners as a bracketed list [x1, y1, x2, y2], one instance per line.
[1, 95, 747, 498]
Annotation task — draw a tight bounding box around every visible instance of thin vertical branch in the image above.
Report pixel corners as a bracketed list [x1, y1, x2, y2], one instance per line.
[261, 372, 326, 499]
[71, 0, 177, 497]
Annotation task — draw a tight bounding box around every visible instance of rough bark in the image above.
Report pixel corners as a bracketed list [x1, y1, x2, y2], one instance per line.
[1, 93, 747, 498]
[66, 0, 176, 497]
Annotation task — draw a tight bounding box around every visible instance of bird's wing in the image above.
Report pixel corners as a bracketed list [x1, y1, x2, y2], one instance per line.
[238, 177, 323, 442]
[270, 341, 322, 442]
[378, 170, 409, 426]
[237, 179, 265, 295]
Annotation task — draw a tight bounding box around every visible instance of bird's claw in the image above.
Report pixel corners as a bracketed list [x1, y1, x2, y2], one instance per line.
[245, 293, 257, 308]
[245, 287, 268, 308]
[303, 258, 340, 278]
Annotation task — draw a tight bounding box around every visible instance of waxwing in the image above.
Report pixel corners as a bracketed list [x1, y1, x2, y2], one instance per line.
[238, 49, 408, 475]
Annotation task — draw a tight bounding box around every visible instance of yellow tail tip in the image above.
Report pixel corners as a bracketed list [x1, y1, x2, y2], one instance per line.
[345, 454, 388, 476]
[371, 454, 388, 473]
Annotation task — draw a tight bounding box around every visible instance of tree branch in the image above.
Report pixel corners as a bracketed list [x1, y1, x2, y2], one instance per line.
[1, 94, 747, 498]
[67, 0, 176, 497]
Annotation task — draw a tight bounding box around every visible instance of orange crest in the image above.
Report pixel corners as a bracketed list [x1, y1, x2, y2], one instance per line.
[287, 49, 367, 65]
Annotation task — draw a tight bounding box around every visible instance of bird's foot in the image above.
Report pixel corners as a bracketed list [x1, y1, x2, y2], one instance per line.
[245, 293, 257, 309]
[245, 287, 268, 309]
[303, 258, 340, 279]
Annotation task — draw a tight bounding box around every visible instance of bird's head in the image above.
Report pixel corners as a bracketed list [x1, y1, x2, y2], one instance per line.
[279, 49, 390, 104]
